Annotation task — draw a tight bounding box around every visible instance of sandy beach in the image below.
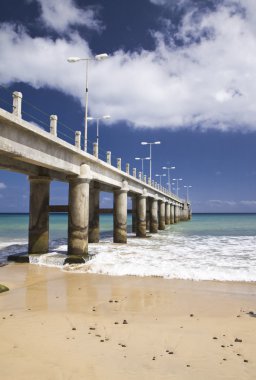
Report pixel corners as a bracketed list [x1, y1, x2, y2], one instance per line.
[0, 263, 255, 380]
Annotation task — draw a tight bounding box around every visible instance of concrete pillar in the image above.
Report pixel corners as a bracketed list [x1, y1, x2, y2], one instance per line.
[170, 204, 175, 224]
[159, 200, 166, 230]
[174, 205, 179, 223]
[12, 91, 22, 118]
[150, 198, 158, 233]
[113, 186, 128, 243]
[126, 163, 130, 175]
[146, 198, 150, 231]
[132, 196, 137, 233]
[133, 168, 136, 177]
[50, 115, 57, 136]
[165, 203, 171, 225]
[117, 158, 121, 170]
[93, 143, 98, 158]
[28, 176, 50, 254]
[107, 151, 111, 164]
[89, 184, 100, 243]
[136, 193, 147, 237]
[75, 131, 81, 149]
[68, 164, 91, 258]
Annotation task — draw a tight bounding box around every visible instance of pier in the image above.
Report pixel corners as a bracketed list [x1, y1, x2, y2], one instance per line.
[0, 92, 191, 263]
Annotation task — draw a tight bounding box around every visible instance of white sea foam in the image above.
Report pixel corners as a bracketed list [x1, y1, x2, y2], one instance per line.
[2, 229, 256, 282]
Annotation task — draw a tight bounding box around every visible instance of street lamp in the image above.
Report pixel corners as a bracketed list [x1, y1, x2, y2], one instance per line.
[135, 157, 150, 176]
[141, 141, 161, 181]
[87, 115, 111, 149]
[155, 173, 166, 186]
[67, 53, 109, 152]
[162, 165, 175, 192]
[173, 178, 183, 196]
[184, 185, 192, 202]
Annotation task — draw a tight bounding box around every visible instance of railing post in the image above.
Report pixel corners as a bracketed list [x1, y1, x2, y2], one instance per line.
[139, 172, 142, 181]
[93, 142, 98, 158]
[117, 158, 121, 170]
[143, 175, 147, 183]
[75, 131, 81, 148]
[133, 168, 136, 177]
[126, 163, 130, 175]
[50, 115, 57, 136]
[12, 91, 22, 118]
[147, 177, 151, 186]
[106, 151, 111, 164]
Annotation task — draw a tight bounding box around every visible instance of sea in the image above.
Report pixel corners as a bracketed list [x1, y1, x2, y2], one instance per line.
[0, 213, 256, 282]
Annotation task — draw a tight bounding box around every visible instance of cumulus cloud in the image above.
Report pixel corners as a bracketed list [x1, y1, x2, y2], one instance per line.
[0, 182, 6, 189]
[29, 0, 102, 33]
[1, 1, 256, 131]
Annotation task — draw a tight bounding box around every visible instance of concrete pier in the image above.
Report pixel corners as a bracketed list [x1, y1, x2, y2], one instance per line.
[165, 202, 171, 225]
[113, 182, 128, 243]
[89, 183, 100, 243]
[28, 176, 50, 254]
[150, 197, 158, 233]
[170, 204, 175, 224]
[132, 197, 137, 233]
[136, 192, 147, 237]
[159, 200, 166, 230]
[67, 165, 91, 259]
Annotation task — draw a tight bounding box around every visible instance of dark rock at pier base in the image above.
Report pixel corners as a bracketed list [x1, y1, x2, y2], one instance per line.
[8, 254, 29, 263]
[0, 284, 9, 293]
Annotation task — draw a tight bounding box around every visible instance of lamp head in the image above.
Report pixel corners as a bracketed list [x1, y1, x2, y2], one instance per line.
[67, 57, 81, 63]
[95, 53, 108, 61]
[154, 141, 161, 144]
[102, 115, 111, 119]
[87, 117, 94, 121]
[141, 142, 148, 145]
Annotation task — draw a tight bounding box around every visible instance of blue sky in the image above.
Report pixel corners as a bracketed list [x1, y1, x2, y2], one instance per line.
[1, 0, 256, 212]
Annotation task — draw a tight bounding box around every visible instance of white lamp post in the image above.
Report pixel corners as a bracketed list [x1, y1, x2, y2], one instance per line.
[135, 157, 150, 177]
[67, 54, 109, 152]
[184, 185, 192, 202]
[173, 178, 183, 196]
[162, 165, 175, 192]
[155, 173, 166, 186]
[87, 115, 111, 149]
[141, 141, 161, 181]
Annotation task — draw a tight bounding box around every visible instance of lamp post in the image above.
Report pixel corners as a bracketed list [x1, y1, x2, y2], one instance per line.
[87, 115, 111, 149]
[184, 185, 192, 202]
[162, 165, 175, 192]
[135, 157, 150, 177]
[141, 141, 161, 181]
[155, 173, 166, 186]
[67, 53, 109, 152]
[173, 178, 183, 196]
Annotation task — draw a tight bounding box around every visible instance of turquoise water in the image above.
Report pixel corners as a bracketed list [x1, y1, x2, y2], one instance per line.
[1, 213, 256, 281]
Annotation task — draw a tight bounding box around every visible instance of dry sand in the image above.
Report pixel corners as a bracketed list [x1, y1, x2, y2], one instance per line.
[0, 262, 255, 380]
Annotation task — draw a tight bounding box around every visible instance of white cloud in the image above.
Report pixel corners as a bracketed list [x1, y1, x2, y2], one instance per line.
[30, 0, 102, 33]
[0, 182, 6, 189]
[240, 200, 256, 206]
[1, 1, 256, 131]
[208, 200, 237, 207]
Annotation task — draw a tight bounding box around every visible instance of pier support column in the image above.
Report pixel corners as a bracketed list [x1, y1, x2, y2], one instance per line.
[136, 192, 147, 237]
[67, 164, 91, 260]
[146, 198, 150, 231]
[159, 200, 166, 230]
[174, 205, 179, 223]
[114, 181, 128, 243]
[165, 203, 171, 225]
[170, 204, 175, 224]
[150, 197, 158, 233]
[28, 176, 50, 254]
[89, 182, 100, 243]
[132, 196, 137, 233]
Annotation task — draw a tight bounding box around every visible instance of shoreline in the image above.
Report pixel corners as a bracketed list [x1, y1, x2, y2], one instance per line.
[0, 263, 255, 379]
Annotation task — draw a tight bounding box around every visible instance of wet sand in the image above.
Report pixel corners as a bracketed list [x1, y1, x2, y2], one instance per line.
[0, 263, 255, 380]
